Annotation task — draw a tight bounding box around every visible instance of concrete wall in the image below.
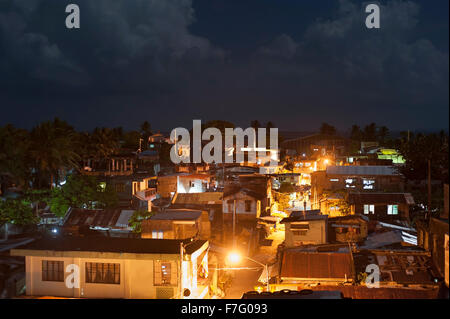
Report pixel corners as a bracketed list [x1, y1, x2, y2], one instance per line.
[222, 194, 261, 221]
[24, 256, 180, 299]
[284, 220, 327, 247]
[157, 176, 209, 198]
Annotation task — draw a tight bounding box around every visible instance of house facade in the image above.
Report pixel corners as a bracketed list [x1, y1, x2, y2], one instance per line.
[281, 212, 328, 247]
[11, 237, 209, 299]
[327, 215, 369, 243]
[348, 192, 414, 220]
[141, 209, 211, 240]
[222, 188, 263, 222]
[157, 173, 211, 199]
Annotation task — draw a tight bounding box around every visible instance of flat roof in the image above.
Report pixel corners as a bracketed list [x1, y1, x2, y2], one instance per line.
[326, 165, 401, 176]
[11, 236, 207, 256]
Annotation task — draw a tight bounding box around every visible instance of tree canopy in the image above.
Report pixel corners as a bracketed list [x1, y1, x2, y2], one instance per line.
[49, 175, 118, 217]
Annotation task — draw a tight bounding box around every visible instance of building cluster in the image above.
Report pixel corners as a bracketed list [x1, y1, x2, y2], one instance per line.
[1, 132, 448, 299]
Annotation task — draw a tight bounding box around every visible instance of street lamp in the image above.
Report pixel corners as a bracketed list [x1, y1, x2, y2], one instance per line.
[227, 251, 270, 292]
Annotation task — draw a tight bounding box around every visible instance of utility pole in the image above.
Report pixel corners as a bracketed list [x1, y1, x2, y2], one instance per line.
[428, 159, 432, 218]
[233, 199, 236, 248]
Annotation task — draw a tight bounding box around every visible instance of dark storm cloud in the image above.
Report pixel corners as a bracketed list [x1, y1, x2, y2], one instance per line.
[246, 0, 449, 129]
[0, 0, 224, 90]
[0, 0, 448, 131]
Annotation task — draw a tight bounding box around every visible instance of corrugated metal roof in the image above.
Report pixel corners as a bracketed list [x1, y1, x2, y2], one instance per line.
[150, 210, 202, 221]
[360, 230, 404, 249]
[115, 210, 135, 228]
[280, 251, 352, 280]
[63, 208, 126, 229]
[173, 192, 223, 205]
[326, 165, 401, 176]
[348, 193, 414, 205]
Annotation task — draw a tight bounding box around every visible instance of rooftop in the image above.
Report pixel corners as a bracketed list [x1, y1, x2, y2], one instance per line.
[172, 192, 223, 205]
[281, 214, 328, 223]
[11, 236, 207, 255]
[62, 208, 134, 230]
[348, 192, 415, 205]
[326, 165, 401, 176]
[150, 209, 203, 221]
[280, 250, 353, 280]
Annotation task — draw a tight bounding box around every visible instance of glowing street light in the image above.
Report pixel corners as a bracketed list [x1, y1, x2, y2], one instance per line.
[227, 251, 241, 264]
[226, 251, 270, 292]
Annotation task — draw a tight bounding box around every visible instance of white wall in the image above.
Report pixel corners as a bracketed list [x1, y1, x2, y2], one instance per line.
[25, 256, 181, 299]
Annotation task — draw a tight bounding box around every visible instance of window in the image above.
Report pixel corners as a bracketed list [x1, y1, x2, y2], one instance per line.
[85, 263, 120, 285]
[387, 205, 398, 215]
[152, 230, 164, 239]
[364, 204, 375, 214]
[42, 260, 64, 282]
[345, 178, 356, 188]
[292, 230, 308, 236]
[115, 183, 125, 193]
[154, 261, 176, 286]
[245, 200, 252, 212]
[363, 179, 375, 190]
[330, 178, 339, 182]
[227, 200, 234, 213]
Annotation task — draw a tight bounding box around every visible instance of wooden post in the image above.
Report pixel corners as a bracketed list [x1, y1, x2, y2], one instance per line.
[233, 199, 236, 248]
[428, 159, 432, 217]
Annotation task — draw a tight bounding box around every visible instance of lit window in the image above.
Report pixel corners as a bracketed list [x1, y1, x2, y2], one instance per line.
[364, 204, 375, 214]
[363, 179, 375, 190]
[154, 261, 175, 286]
[387, 205, 398, 215]
[85, 263, 120, 285]
[152, 230, 164, 239]
[330, 178, 339, 182]
[345, 178, 356, 188]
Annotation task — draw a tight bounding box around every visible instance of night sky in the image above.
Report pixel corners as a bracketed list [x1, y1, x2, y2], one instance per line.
[0, 0, 448, 132]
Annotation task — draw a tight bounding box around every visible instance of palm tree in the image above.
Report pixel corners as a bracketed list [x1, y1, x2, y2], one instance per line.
[377, 126, 390, 145]
[29, 118, 80, 188]
[77, 128, 120, 170]
[0, 124, 31, 192]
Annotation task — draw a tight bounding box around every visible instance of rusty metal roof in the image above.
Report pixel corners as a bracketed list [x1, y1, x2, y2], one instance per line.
[280, 251, 353, 280]
[172, 192, 223, 205]
[348, 192, 414, 205]
[326, 165, 401, 176]
[62, 208, 130, 229]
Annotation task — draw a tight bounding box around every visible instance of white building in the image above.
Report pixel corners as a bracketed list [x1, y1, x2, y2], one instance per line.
[11, 237, 209, 299]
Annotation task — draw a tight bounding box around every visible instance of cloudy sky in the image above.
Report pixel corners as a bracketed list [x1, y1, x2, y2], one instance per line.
[0, 0, 448, 132]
